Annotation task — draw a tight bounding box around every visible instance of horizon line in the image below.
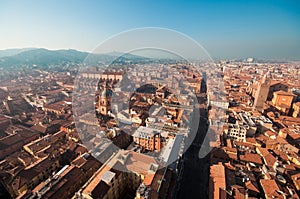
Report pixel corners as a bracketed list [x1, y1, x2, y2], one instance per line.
[0, 46, 299, 61]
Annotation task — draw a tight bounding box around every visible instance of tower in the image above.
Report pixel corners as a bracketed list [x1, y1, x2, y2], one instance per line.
[253, 73, 270, 112]
[99, 87, 112, 115]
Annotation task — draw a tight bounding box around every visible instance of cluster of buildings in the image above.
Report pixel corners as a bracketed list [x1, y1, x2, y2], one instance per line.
[3, 57, 300, 199]
[0, 61, 203, 199]
[75, 63, 200, 156]
[73, 63, 203, 198]
[209, 60, 300, 199]
[0, 69, 95, 198]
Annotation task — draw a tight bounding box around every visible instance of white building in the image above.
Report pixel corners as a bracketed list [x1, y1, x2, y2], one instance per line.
[224, 123, 247, 142]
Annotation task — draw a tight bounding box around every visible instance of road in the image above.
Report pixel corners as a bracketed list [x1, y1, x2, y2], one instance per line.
[174, 80, 210, 199]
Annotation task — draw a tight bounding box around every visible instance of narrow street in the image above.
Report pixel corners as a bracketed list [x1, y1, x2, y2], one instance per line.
[174, 79, 210, 199]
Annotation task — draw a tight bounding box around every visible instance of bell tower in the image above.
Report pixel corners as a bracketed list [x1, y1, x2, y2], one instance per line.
[99, 87, 112, 115]
[253, 73, 270, 112]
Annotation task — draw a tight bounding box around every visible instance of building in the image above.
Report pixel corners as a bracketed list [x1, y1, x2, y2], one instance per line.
[23, 130, 65, 157]
[253, 74, 270, 112]
[132, 126, 161, 151]
[0, 125, 40, 159]
[81, 71, 123, 82]
[8, 157, 60, 197]
[187, 77, 202, 94]
[291, 172, 300, 192]
[292, 102, 300, 118]
[101, 71, 123, 82]
[209, 163, 226, 199]
[80, 150, 160, 199]
[98, 87, 113, 116]
[260, 179, 283, 199]
[135, 166, 174, 199]
[224, 124, 247, 142]
[271, 90, 295, 115]
[43, 101, 68, 115]
[267, 81, 289, 100]
[30, 154, 102, 199]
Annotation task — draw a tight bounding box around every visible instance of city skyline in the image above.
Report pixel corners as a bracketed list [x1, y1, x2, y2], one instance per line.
[0, 0, 300, 59]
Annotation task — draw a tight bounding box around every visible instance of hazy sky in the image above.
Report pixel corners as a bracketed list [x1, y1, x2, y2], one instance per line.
[0, 0, 299, 59]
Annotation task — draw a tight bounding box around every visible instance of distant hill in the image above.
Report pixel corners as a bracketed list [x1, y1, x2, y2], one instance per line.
[105, 51, 146, 60]
[0, 48, 149, 69]
[0, 48, 90, 68]
[0, 48, 35, 58]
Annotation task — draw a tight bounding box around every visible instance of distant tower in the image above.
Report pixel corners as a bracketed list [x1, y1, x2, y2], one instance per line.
[99, 87, 112, 115]
[253, 73, 270, 112]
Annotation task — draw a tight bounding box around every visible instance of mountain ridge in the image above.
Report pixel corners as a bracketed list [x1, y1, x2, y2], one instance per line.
[0, 48, 149, 68]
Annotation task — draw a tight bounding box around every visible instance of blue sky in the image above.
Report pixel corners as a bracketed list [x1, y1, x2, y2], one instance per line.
[0, 0, 299, 59]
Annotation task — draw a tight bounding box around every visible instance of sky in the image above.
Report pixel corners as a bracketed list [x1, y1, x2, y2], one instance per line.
[0, 0, 299, 59]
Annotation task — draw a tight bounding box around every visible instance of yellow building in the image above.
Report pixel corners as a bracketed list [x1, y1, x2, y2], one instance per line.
[292, 102, 300, 118]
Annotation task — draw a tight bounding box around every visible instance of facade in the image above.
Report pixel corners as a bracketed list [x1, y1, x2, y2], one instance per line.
[81, 72, 123, 82]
